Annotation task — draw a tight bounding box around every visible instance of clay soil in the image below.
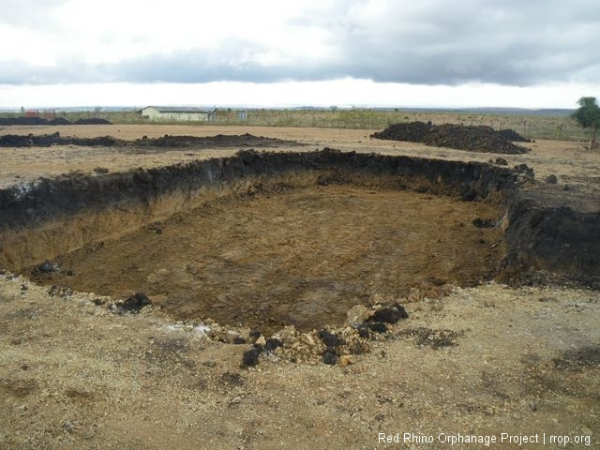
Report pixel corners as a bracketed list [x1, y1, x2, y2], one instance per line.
[29, 186, 501, 334]
[1, 125, 599, 450]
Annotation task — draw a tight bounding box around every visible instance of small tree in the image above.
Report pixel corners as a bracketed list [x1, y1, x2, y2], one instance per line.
[571, 97, 600, 150]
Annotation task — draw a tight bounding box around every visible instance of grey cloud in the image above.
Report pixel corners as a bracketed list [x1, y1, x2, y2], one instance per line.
[1, 0, 599, 86]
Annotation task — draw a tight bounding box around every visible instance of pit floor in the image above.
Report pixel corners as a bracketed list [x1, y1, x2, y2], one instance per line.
[31, 185, 501, 333]
[1, 125, 599, 450]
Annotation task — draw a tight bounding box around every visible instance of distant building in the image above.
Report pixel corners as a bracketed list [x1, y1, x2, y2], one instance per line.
[138, 106, 215, 122]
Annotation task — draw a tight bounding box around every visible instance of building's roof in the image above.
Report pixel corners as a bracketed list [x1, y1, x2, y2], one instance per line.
[141, 106, 214, 114]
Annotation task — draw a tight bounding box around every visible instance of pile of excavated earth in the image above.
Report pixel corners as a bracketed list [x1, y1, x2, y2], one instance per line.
[371, 121, 530, 154]
[0, 117, 111, 126]
[0, 132, 303, 150]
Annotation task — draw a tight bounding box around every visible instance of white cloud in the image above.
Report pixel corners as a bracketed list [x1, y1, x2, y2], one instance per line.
[0, 0, 599, 107]
[0, 79, 594, 109]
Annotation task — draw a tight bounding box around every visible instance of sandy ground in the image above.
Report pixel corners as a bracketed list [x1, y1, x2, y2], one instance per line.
[1, 125, 599, 449]
[1, 125, 599, 194]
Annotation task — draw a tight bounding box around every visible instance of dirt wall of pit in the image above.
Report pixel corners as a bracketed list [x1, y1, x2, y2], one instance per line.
[0, 149, 598, 287]
[499, 197, 600, 287]
[0, 149, 513, 270]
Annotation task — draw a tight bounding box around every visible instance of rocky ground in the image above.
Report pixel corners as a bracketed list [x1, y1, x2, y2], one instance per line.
[0, 125, 599, 449]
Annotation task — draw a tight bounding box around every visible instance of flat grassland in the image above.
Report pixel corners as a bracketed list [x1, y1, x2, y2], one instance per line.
[0, 125, 599, 450]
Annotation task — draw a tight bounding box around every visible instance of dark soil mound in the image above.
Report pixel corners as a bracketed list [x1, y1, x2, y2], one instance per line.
[0, 132, 301, 150]
[0, 134, 35, 146]
[372, 121, 528, 155]
[370, 121, 432, 142]
[73, 118, 112, 125]
[0, 116, 108, 126]
[48, 117, 72, 125]
[0, 133, 123, 148]
[423, 124, 528, 154]
[498, 129, 531, 142]
[0, 117, 49, 126]
[130, 133, 301, 150]
[0, 133, 64, 147]
[69, 136, 122, 146]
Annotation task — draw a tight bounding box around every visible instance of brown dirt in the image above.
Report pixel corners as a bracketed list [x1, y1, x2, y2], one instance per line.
[29, 185, 502, 334]
[0, 125, 599, 449]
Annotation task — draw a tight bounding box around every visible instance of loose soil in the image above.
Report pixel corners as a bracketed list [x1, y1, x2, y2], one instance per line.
[497, 129, 531, 142]
[29, 185, 502, 334]
[371, 121, 529, 154]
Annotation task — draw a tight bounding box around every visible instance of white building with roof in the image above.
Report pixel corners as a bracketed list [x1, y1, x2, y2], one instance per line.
[138, 106, 215, 122]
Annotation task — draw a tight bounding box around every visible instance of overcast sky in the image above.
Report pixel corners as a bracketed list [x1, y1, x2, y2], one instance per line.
[1, 0, 599, 108]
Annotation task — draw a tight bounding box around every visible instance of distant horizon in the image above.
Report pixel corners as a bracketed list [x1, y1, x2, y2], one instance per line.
[0, 79, 594, 113]
[0, 104, 577, 114]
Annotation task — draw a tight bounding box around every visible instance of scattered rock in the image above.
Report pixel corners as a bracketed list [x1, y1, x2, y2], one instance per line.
[368, 322, 388, 334]
[371, 305, 409, 324]
[264, 338, 282, 351]
[241, 346, 262, 367]
[322, 351, 338, 365]
[229, 396, 242, 405]
[48, 285, 73, 298]
[301, 333, 315, 346]
[121, 292, 152, 313]
[232, 336, 246, 345]
[346, 305, 374, 324]
[318, 330, 344, 347]
[249, 330, 262, 342]
[545, 174, 558, 184]
[514, 164, 535, 178]
[339, 355, 356, 366]
[37, 260, 60, 274]
[472, 218, 496, 228]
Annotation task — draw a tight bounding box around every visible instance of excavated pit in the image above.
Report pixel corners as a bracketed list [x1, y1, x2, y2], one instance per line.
[1, 149, 598, 334]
